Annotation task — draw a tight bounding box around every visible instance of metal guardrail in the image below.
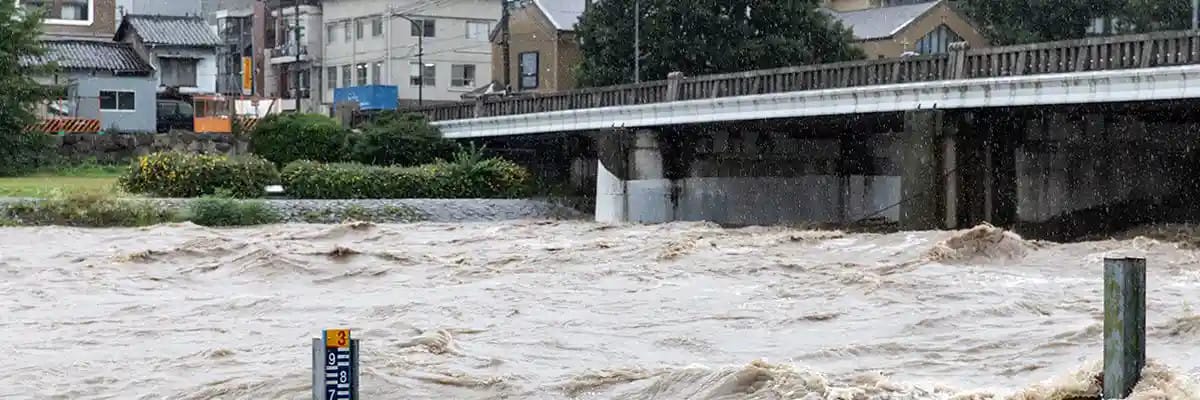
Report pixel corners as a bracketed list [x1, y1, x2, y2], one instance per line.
[403, 30, 1200, 122]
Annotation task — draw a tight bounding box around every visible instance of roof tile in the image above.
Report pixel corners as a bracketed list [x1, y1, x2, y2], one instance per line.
[23, 40, 154, 74]
[119, 15, 221, 47]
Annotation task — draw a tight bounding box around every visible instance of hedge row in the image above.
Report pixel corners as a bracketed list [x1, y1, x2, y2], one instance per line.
[281, 154, 531, 199]
[118, 152, 279, 198]
[249, 112, 453, 167]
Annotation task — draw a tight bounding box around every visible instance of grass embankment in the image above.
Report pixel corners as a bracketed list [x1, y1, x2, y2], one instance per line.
[0, 164, 123, 198]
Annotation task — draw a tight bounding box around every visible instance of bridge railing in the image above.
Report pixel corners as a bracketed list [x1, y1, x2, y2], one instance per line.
[404, 29, 1200, 122]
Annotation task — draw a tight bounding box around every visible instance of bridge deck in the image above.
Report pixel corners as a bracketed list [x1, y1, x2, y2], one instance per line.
[405, 30, 1200, 124]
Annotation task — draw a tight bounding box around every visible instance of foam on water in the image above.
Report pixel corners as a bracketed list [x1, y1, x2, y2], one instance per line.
[1, 222, 1198, 399]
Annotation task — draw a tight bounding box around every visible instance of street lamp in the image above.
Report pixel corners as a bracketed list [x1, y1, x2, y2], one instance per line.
[393, 13, 425, 106]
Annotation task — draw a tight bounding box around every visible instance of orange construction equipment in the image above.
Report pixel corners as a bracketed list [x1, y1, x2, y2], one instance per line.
[193, 95, 233, 133]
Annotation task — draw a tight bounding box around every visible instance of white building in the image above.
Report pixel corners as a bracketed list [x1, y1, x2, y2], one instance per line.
[115, 15, 221, 95]
[320, 0, 501, 107]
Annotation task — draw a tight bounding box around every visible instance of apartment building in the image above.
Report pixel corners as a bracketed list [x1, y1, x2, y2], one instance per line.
[263, 0, 323, 112]
[321, 0, 501, 107]
[20, 0, 119, 40]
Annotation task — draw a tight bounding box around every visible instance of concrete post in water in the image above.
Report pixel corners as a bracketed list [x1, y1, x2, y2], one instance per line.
[313, 329, 360, 400]
[1103, 257, 1146, 399]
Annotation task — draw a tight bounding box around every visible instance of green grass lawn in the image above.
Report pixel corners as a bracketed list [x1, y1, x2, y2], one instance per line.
[0, 165, 124, 198]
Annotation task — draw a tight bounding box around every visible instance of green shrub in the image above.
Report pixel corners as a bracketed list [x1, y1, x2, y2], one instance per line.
[350, 112, 453, 166]
[184, 191, 280, 226]
[281, 150, 531, 199]
[0, 131, 58, 177]
[251, 113, 348, 165]
[3, 190, 178, 227]
[119, 152, 280, 198]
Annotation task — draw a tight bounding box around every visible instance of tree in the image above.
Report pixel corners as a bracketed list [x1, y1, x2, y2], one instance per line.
[957, 0, 1191, 46]
[350, 112, 454, 166]
[575, 0, 864, 87]
[0, 2, 56, 176]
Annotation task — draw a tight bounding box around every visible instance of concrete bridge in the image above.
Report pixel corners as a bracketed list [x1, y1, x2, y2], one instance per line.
[405, 30, 1200, 236]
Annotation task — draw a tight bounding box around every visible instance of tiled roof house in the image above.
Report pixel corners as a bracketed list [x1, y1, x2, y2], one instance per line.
[823, 0, 989, 58]
[116, 15, 221, 94]
[23, 40, 159, 132]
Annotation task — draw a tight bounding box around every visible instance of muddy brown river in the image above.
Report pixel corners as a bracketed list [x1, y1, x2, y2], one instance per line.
[1, 221, 1198, 399]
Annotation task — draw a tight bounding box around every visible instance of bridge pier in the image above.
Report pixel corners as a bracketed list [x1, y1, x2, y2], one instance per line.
[900, 110, 954, 230]
[900, 109, 1021, 230]
[596, 129, 677, 223]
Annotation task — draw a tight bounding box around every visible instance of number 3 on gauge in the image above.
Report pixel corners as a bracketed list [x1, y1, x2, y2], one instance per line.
[326, 329, 349, 348]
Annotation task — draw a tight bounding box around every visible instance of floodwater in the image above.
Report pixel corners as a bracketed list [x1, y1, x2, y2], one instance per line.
[2, 221, 1199, 399]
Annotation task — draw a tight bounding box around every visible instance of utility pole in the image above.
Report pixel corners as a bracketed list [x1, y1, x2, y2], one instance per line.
[633, 0, 640, 83]
[294, 0, 303, 113]
[395, 14, 425, 105]
[501, 0, 511, 89]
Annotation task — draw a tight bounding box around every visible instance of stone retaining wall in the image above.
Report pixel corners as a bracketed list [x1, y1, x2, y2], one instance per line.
[55, 133, 251, 163]
[0, 198, 585, 224]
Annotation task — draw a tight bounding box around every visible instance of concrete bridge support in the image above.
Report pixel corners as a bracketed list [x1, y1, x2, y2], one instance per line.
[596, 129, 676, 223]
[899, 109, 1021, 230]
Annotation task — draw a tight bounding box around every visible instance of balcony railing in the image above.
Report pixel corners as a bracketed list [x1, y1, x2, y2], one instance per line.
[271, 45, 309, 59]
[402, 29, 1200, 122]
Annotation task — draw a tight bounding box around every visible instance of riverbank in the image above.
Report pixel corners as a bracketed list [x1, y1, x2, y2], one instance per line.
[0, 197, 585, 225]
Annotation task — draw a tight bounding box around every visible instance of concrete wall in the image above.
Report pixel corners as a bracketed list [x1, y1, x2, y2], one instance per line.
[1016, 112, 1197, 223]
[36, 0, 118, 40]
[597, 127, 906, 225]
[67, 73, 158, 133]
[55, 132, 251, 163]
[322, 0, 500, 105]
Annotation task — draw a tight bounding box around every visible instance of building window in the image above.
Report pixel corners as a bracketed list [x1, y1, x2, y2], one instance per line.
[341, 65, 351, 88]
[371, 61, 383, 85]
[327, 66, 338, 89]
[409, 62, 435, 86]
[372, 16, 384, 37]
[519, 52, 538, 90]
[356, 63, 368, 86]
[355, 19, 365, 39]
[410, 19, 435, 37]
[451, 64, 475, 87]
[20, 0, 92, 25]
[99, 90, 135, 111]
[914, 24, 963, 55]
[160, 58, 198, 87]
[326, 23, 336, 43]
[466, 21, 489, 40]
[343, 21, 351, 42]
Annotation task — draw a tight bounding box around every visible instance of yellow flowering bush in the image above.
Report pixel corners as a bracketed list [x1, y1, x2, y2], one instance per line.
[119, 152, 280, 198]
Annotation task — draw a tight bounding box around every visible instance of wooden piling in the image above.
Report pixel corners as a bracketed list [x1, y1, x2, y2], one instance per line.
[1103, 257, 1146, 399]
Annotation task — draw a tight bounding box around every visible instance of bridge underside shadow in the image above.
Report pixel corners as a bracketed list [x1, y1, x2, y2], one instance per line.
[464, 100, 1200, 239]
